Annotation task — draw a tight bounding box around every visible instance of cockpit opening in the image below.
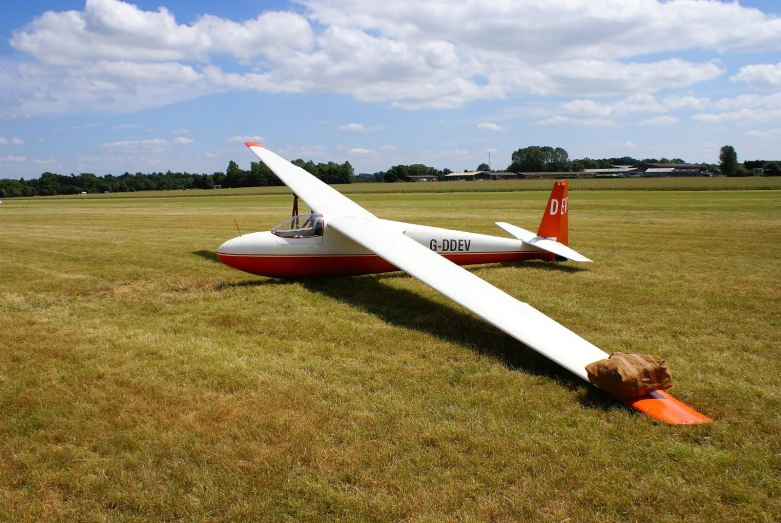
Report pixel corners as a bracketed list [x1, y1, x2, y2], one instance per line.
[271, 213, 325, 238]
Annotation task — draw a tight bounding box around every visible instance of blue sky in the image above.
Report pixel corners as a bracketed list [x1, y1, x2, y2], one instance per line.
[1, 0, 780, 179]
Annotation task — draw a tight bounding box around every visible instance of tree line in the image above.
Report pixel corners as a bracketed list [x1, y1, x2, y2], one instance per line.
[355, 164, 453, 183]
[0, 158, 355, 197]
[718, 145, 781, 177]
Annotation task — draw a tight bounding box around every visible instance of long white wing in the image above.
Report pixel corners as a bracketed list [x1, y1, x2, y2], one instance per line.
[246, 142, 374, 219]
[329, 215, 608, 379]
[246, 142, 606, 379]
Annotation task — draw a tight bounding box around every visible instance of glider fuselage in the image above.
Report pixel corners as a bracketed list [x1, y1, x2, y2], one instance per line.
[217, 218, 555, 278]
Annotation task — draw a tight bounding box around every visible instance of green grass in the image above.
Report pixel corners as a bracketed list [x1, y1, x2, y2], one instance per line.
[1, 185, 779, 521]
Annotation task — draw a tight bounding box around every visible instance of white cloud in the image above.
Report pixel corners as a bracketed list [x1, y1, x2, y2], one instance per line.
[305, 0, 781, 58]
[477, 122, 506, 131]
[663, 95, 711, 110]
[638, 116, 679, 126]
[536, 94, 669, 126]
[731, 62, 781, 90]
[745, 128, 781, 140]
[204, 152, 218, 159]
[101, 138, 167, 153]
[10, 0, 315, 64]
[171, 129, 189, 135]
[6, 0, 769, 114]
[0, 110, 31, 120]
[623, 141, 637, 149]
[276, 144, 328, 159]
[34, 158, 56, 165]
[226, 135, 264, 143]
[561, 94, 667, 117]
[347, 148, 371, 156]
[0, 137, 25, 145]
[693, 92, 781, 125]
[1, 155, 26, 162]
[173, 137, 193, 145]
[534, 115, 616, 127]
[338, 123, 381, 132]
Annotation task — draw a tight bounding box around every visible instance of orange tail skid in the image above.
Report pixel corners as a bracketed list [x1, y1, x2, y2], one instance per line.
[537, 180, 569, 245]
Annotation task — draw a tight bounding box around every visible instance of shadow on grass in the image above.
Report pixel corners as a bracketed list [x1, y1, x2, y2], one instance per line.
[511, 260, 590, 274]
[300, 275, 580, 383]
[214, 261, 616, 415]
[215, 279, 296, 291]
[192, 250, 219, 263]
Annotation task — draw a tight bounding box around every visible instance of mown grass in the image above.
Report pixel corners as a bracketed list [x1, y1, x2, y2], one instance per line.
[0, 186, 779, 521]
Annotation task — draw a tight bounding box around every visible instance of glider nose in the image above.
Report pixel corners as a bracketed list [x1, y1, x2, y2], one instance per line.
[216, 232, 275, 272]
[217, 237, 236, 254]
[216, 236, 242, 267]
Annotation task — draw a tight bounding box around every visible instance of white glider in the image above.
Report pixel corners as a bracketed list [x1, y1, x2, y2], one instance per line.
[217, 142, 711, 425]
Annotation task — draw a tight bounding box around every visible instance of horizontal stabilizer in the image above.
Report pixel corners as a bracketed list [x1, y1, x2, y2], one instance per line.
[496, 222, 592, 262]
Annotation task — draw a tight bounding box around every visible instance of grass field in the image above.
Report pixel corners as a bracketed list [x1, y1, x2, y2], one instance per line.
[1, 181, 779, 521]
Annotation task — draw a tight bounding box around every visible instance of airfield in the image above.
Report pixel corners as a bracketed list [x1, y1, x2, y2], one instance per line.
[1, 177, 779, 521]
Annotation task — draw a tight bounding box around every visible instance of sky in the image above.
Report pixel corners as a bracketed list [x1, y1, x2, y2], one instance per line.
[1, 0, 780, 179]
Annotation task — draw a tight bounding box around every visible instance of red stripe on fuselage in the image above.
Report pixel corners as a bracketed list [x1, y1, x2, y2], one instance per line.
[216, 251, 555, 278]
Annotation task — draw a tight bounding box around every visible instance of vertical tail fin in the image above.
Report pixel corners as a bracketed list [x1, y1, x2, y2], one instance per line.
[537, 180, 569, 245]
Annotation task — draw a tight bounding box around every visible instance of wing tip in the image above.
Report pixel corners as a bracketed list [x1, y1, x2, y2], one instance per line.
[625, 390, 712, 425]
[245, 141, 265, 148]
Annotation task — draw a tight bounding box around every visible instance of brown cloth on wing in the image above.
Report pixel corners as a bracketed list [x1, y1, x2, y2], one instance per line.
[585, 352, 673, 400]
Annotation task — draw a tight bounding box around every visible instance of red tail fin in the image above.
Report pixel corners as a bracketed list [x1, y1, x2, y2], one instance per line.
[537, 180, 569, 245]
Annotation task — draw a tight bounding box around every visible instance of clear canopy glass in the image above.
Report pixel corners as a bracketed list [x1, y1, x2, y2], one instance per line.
[271, 214, 324, 238]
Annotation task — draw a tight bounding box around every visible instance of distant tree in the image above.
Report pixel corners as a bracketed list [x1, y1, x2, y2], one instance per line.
[292, 159, 319, 178]
[476, 163, 490, 171]
[611, 156, 640, 166]
[0, 179, 25, 197]
[386, 165, 410, 182]
[719, 145, 738, 177]
[763, 161, 781, 177]
[743, 160, 766, 170]
[507, 146, 569, 172]
[225, 160, 247, 187]
[355, 173, 378, 183]
[212, 171, 226, 185]
[249, 161, 282, 186]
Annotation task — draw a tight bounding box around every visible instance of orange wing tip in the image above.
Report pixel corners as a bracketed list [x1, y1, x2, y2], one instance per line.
[245, 141, 265, 148]
[625, 390, 712, 425]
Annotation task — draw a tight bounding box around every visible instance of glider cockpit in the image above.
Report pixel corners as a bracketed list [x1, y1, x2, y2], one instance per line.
[271, 213, 324, 238]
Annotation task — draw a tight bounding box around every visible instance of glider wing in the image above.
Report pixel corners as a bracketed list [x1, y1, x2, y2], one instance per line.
[245, 142, 375, 219]
[329, 214, 608, 379]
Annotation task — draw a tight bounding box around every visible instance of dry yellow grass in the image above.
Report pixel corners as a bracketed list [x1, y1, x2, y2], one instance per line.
[0, 185, 779, 521]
